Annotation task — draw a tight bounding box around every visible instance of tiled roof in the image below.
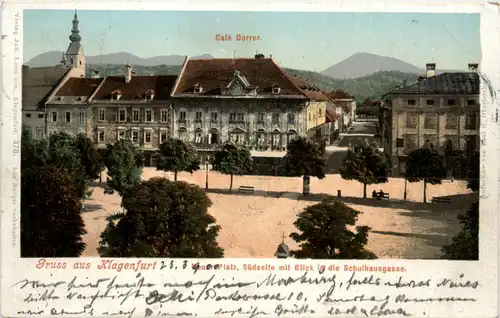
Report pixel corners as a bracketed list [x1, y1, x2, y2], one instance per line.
[91, 75, 177, 101]
[287, 76, 329, 101]
[389, 72, 479, 95]
[22, 65, 70, 109]
[172, 58, 306, 97]
[48, 77, 103, 104]
[325, 90, 354, 100]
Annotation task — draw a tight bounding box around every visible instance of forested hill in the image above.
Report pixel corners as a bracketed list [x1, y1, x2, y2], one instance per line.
[88, 64, 419, 101]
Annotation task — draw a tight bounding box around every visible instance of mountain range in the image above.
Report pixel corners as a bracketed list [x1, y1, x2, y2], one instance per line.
[26, 51, 460, 79]
[26, 51, 215, 68]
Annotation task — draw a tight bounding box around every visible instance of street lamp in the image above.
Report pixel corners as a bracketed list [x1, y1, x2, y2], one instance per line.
[205, 156, 209, 191]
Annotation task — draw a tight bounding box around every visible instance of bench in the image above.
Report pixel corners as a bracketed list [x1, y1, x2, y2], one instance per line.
[372, 192, 389, 200]
[239, 186, 255, 194]
[432, 197, 451, 204]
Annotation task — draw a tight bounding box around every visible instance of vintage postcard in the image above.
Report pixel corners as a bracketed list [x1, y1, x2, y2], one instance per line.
[1, 0, 499, 317]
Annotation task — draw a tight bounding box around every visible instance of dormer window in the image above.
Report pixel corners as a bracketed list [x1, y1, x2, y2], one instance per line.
[272, 86, 281, 94]
[194, 83, 203, 93]
[111, 90, 122, 101]
[145, 89, 155, 100]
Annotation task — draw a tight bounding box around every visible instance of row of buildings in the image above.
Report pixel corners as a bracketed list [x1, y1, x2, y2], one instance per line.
[22, 12, 356, 166]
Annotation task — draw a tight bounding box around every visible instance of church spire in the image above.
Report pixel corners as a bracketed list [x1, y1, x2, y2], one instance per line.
[69, 10, 81, 43]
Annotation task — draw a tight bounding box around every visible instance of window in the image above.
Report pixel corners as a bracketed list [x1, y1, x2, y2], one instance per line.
[229, 113, 244, 122]
[159, 131, 168, 144]
[209, 130, 219, 144]
[272, 133, 281, 147]
[133, 109, 140, 122]
[117, 130, 126, 140]
[396, 138, 404, 148]
[403, 134, 418, 153]
[467, 99, 476, 106]
[424, 134, 437, 149]
[424, 113, 437, 129]
[132, 130, 139, 143]
[211, 112, 218, 122]
[426, 99, 434, 106]
[98, 109, 105, 121]
[256, 132, 265, 146]
[65, 112, 71, 123]
[406, 113, 418, 128]
[36, 128, 44, 139]
[79, 112, 85, 124]
[118, 109, 126, 122]
[257, 113, 265, 123]
[230, 132, 245, 144]
[194, 84, 203, 93]
[145, 110, 153, 122]
[309, 113, 312, 121]
[465, 135, 477, 152]
[195, 133, 202, 143]
[144, 131, 152, 144]
[195, 111, 203, 121]
[407, 99, 416, 106]
[179, 111, 186, 121]
[272, 87, 280, 94]
[160, 109, 168, 123]
[465, 112, 477, 130]
[272, 113, 280, 123]
[52, 112, 58, 122]
[287, 113, 295, 123]
[446, 114, 457, 129]
[38, 113, 44, 118]
[98, 130, 105, 143]
[447, 99, 456, 106]
[179, 129, 187, 141]
[25, 113, 31, 118]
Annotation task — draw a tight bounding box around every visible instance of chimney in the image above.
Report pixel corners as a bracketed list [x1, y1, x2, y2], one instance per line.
[468, 63, 479, 72]
[255, 53, 265, 59]
[125, 63, 133, 83]
[426, 63, 436, 78]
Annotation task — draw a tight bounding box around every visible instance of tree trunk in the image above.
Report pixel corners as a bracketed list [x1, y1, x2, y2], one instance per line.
[363, 182, 367, 199]
[174, 171, 178, 181]
[423, 180, 427, 203]
[229, 174, 233, 192]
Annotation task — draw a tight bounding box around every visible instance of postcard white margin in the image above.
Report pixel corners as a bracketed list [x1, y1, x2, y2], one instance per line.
[1, 1, 499, 317]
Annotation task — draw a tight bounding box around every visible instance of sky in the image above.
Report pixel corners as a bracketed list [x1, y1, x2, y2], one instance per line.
[23, 10, 481, 72]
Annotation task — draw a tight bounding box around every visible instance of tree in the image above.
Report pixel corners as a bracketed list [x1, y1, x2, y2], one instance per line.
[283, 136, 326, 194]
[21, 165, 86, 257]
[157, 138, 200, 181]
[441, 202, 478, 260]
[21, 129, 89, 199]
[98, 178, 224, 257]
[340, 140, 390, 198]
[103, 139, 144, 196]
[75, 133, 102, 181]
[405, 147, 446, 203]
[212, 143, 252, 192]
[290, 196, 377, 259]
[465, 151, 480, 192]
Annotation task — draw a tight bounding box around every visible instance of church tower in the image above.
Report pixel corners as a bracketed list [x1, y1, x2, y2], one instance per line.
[64, 10, 86, 77]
